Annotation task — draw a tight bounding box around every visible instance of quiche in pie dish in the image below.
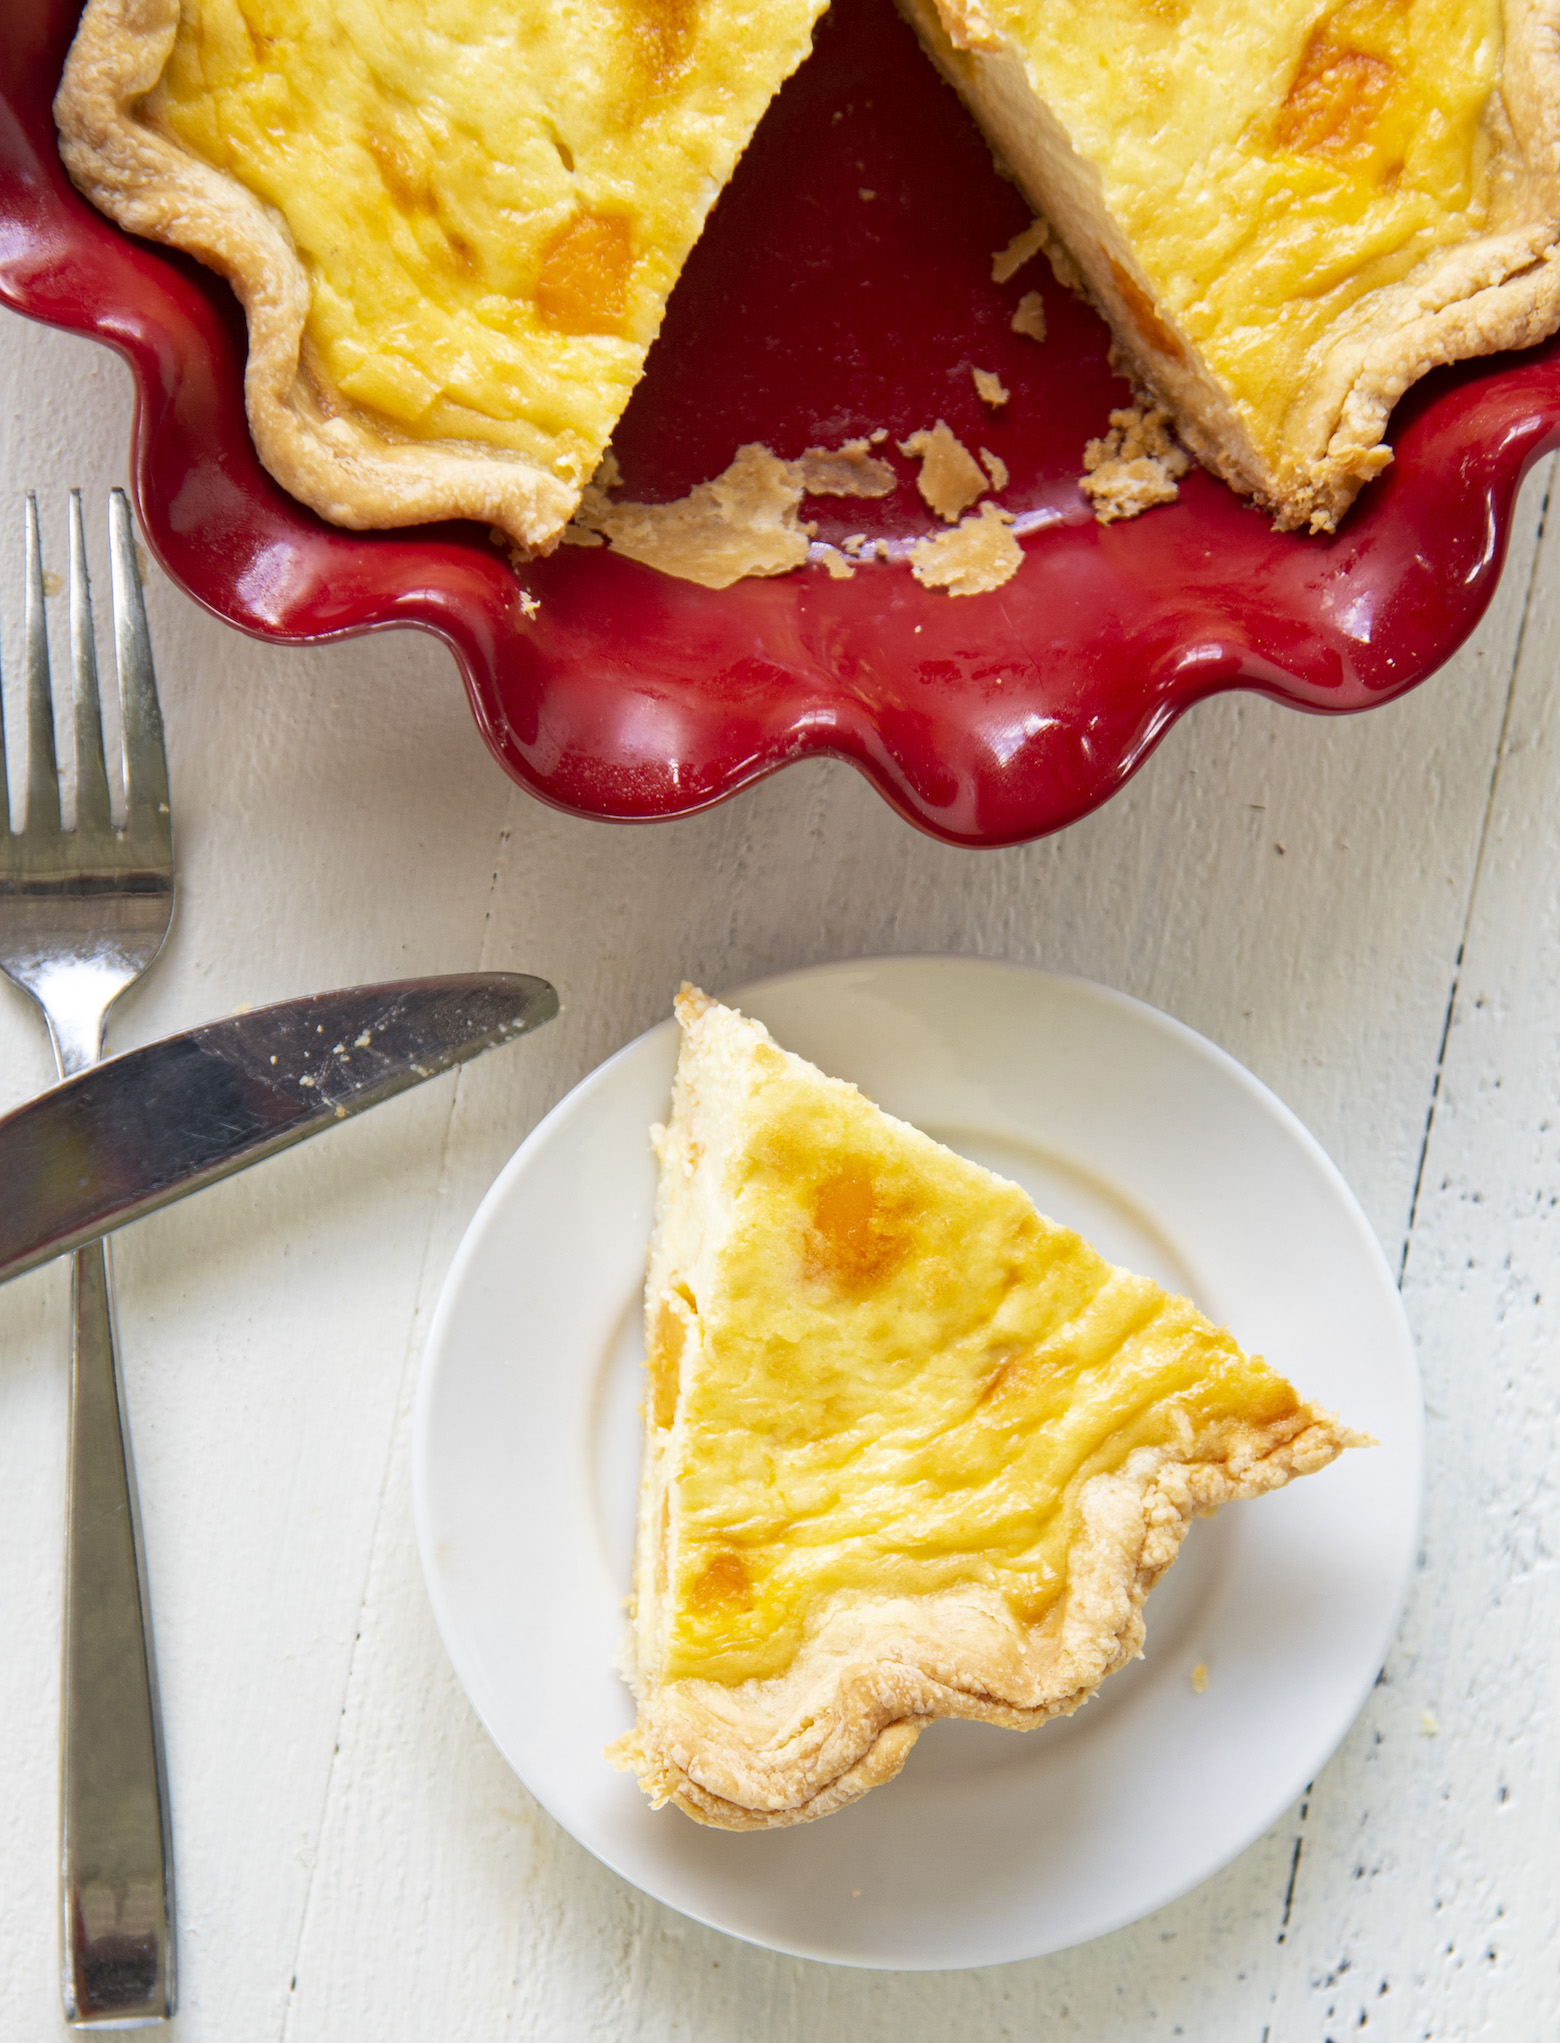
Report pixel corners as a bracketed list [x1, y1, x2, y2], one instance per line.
[611, 989, 1363, 1829]
[903, 0, 1560, 530]
[58, 0, 1558, 556]
[54, 0, 826, 552]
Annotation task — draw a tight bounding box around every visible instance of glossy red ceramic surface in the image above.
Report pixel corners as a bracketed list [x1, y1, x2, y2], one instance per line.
[8, 0, 1560, 845]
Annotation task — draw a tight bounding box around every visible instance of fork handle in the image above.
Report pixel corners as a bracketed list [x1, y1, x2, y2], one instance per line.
[61, 1239, 175, 2026]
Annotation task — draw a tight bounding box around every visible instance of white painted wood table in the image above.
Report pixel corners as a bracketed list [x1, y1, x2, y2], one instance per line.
[3, 299, 1557, 2040]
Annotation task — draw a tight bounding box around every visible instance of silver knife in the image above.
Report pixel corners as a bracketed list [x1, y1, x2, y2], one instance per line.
[0, 972, 558, 1286]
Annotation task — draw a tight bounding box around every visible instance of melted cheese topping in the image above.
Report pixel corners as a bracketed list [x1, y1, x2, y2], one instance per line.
[657, 1064, 1300, 1686]
[991, 0, 1501, 455]
[147, 0, 822, 488]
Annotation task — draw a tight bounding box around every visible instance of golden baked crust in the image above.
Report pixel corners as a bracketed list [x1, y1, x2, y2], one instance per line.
[903, 0, 1560, 531]
[610, 989, 1364, 1829]
[55, 0, 822, 554]
[619, 1419, 1353, 1828]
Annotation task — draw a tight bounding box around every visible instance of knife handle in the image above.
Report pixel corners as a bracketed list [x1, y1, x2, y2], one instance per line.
[60, 1239, 175, 2026]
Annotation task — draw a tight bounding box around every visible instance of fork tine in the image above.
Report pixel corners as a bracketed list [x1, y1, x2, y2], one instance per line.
[108, 490, 170, 839]
[69, 492, 113, 838]
[24, 493, 61, 837]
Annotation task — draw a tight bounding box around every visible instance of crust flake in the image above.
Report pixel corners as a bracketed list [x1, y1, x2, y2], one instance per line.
[908, 501, 1021, 593]
[1080, 405, 1192, 524]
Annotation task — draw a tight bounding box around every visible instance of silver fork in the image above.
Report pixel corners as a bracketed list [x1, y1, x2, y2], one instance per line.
[0, 491, 176, 2026]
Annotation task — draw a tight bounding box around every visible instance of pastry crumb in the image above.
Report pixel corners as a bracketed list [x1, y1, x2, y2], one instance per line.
[900, 420, 987, 522]
[576, 443, 810, 588]
[562, 449, 622, 543]
[973, 367, 1009, 408]
[868, 427, 888, 444]
[909, 501, 1021, 596]
[841, 532, 868, 556]
[566, 438, 897, 588]
[993, 215, 1080, 293]
[1011, 292, 1047, 344]
[859, 186, 876, 201]
[991, 219, 1048, 284]
[518, 589, 540, 619]
[795, 440, 896, 498]
[1191, 1661, 1208, 1694]
[1080, 406, 1191, 524]
[979, 447, 1009, 491]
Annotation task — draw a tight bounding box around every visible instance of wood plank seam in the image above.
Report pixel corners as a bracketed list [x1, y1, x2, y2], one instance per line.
[1255, 460, 1560, 2039]
[1399, 453, 1557, 1284]
[1274, 1787, 1311, 1946]
[277, 777, 528, 2038]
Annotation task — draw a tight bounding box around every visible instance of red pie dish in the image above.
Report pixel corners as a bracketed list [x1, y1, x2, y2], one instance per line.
[8, 0, 1560, 847]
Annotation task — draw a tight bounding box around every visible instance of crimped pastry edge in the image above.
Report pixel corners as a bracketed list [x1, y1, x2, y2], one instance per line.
[902, 0, 1560, 532]
[611, 1406, 1363, 1830]
[55, 0, 578, 555]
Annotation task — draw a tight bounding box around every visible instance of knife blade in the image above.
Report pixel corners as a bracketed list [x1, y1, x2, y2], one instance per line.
[0, 972, 559, 1286]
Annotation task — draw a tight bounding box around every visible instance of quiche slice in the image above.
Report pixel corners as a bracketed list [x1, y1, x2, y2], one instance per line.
[611, 988, 1364, 1829]
[901, 0, 1560, 530]
[55, 0, 826, 552]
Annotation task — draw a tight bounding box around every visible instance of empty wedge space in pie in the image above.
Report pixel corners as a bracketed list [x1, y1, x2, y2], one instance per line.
[55, 0, 1560, 553]
[611, 990, 1367, 1830]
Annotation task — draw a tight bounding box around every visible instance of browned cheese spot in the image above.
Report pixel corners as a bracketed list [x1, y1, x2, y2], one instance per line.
[365, 124, 479, 275]
[646, 1297, 686, 1428]
[612, 0, 700, 90]
[536, 211, 634, 335]
[1012, 1576, 1067, 1627]
[804, 1164, 913, 1292]
[1107, 258, 1186, 363]
[1275, 19, 1396, 157]
[366, 125, 431, 214]
[977, 1350, 1032, 1411]
[1238, 1375, 1306, 1430]
[655, 1491, 670, 1595]
[687, 1550, 755, 1610]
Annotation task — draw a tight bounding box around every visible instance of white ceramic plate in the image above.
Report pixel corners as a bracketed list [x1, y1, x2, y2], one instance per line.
[415, 956, 1421, 1970]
